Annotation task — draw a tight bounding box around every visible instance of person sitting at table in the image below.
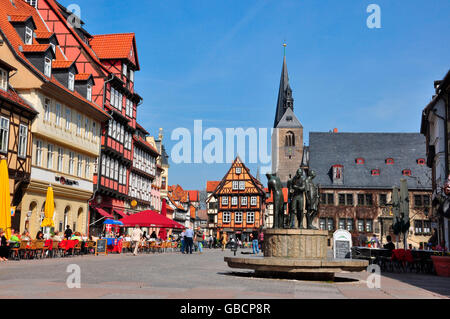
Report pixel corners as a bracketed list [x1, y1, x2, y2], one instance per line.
[370, 234, 380, 248]
[9, 230, 20, 248]
[436, 240, 447, 252]
[52, 231, 62, 242]
[0, 228, 10, 261]
[36, 231, 44, 240]
[428, 228, 438, 249]
[383, 235, 395, 251]
[71, 232, 82, 241]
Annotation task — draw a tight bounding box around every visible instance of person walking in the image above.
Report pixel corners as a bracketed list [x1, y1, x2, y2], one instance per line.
[185, 227, 194, 254]
[208, 235, 213, 249]
[195, 227, 203, 254]
[131, 225, 143, 256]
[180, 230, 186, 254]
[221, 233, 227, 251]
[251, 230, 259, 254]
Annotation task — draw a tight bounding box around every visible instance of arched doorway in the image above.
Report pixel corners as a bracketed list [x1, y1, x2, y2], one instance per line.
[63, 206, 70, 233]
[26, 201, 37, 234]
[77, 207, 83, 233]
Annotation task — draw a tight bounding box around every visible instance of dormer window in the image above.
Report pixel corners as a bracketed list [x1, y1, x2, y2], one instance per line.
[402, 169, 412, 176]
[356, 158, 365, 165]
[332, 164, 344, 185]
[417, 158, 425, 165]
[371, 169, 380, 176]
[236, 167, 241, 174]
[87, 84, 92, 101]
[0, 68, 7, 91]
[68, 72, 75, 91]
[44, 57, 51, 77]
[25, 26, 33, 45]
[123, 63, 127, 77]
[130, 69, 134, 82]
[386, 158, 394, 165]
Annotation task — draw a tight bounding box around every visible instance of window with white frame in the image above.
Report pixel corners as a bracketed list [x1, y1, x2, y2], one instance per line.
[18, 124, 28, 158]
[68, 72, 75, 91]
[46, 144, 54, 169]
[65, 107, 71, 130]
[35, 140, 43, 166]
[91, 122, 96, 141]
[77, 155, 82, 177]
[68, 152, 74, 175]
[55, 103, 61, 126]
[57, 147, 63, 171]
[118, 92, 122, 111]
[239, 181, 245, 190]
[235, 167, 241, 174]
[223, 211, 231, 223]
[247, 211, 254, 224]
[250, 196, 257, 206]
[44, 98, 50, 121]
[0, 117, 9, 153]
[130, 69, 134, 82]
[101, 155, 106, 176]
[231, 196, 238, 206]
[241, 196, 247, 206]
[44, 57, 51, 77]
[232, 181, 238, 190]
[25, 27, 33, 45]
[0, 68, 7, 91]
[87, 84, 92, 101]
[25, 0, 38, 8]
[235, 212, 242, 223]
[123, 63, 127, 77]
[84, 118, 89, 138]
[221, 196, 228, 205]
[77, 114, 82, 135]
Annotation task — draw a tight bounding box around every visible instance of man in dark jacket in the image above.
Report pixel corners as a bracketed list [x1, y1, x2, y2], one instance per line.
[64, 225, 73, 240]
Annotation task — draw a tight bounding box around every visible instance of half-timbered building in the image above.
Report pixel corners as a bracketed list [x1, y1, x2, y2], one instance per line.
[0, 0, 110, 236]
[213, 157, 266, 241]
[0, 58, 37, 231]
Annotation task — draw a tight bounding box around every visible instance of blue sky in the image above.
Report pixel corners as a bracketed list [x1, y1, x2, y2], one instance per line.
[65, 0, 450, 190]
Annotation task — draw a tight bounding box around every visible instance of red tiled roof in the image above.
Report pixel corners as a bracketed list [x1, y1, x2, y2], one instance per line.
[75, 73, 92, 81]
[21, 44, 50, 52]
[0, 0, 109, 119]
[167, 193, 186, 211]
[89, 33, 139, 68]
[0, 86, 37, 114]
[206, 181, 220, 193]
[187, 190, 199, 202]
[190, 205, 196, 219]
[51, 60, 74, 69]
[34, 31, 54, 39]
[8, 14, 31, 22]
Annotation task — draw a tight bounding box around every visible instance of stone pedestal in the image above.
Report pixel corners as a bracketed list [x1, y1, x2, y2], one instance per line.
[264, 229, 327, 259]
[224, 228, 369, 281]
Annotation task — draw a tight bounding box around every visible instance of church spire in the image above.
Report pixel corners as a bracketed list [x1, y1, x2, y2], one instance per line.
[274, 46, 294, 128]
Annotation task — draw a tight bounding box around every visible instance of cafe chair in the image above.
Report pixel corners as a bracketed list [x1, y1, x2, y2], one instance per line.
[10, 241, 28, 260]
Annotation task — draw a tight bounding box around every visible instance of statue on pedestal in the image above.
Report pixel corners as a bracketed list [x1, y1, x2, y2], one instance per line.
[288, 168, 306, 229]
[305, 170, 320, 230]
[266, 173, 285, 229]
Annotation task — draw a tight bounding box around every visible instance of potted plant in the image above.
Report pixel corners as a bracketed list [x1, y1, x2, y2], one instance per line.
[431, 250, 450, 277]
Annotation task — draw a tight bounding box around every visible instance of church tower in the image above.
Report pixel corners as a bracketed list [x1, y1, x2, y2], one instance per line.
[271, 52, 303, 185]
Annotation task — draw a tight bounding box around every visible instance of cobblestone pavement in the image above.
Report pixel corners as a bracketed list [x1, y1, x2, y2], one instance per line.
[0, 249, 448, 299]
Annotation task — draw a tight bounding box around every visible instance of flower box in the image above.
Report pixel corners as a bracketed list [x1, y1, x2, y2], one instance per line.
[431, 256, 450, 277]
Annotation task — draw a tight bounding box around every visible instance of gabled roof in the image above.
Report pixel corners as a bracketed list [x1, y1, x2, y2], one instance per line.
[206, 181, 220, 193]
[75, 73, 93, 81]
[308, 132, 432, 190]
[0, 83, 37, 114]
[186, 190, 199, 202]
[89, 33, 140, 70]
[213, 156, 265, 196]
[34, 31, 54, 39]
[0, 0, 109, 119]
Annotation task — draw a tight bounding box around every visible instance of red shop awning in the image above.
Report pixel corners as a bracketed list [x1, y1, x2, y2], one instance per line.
[96, 208, 114, 219]
[119, 210, 185, 229]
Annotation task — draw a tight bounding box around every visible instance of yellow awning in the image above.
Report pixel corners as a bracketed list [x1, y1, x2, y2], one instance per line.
[0, 159, 11, 239]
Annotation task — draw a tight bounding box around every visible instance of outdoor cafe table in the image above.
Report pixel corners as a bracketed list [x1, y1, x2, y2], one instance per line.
[351, 246, 391, 262]
[103, 238, 122, 253]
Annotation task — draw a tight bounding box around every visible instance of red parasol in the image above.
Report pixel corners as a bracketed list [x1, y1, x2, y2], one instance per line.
[158, 198, 168, 240]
